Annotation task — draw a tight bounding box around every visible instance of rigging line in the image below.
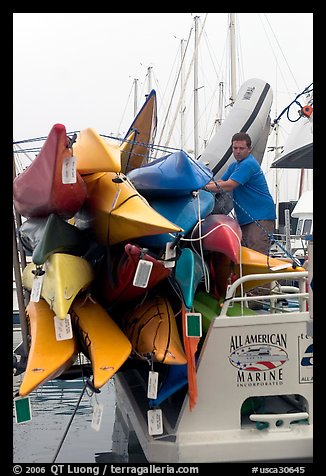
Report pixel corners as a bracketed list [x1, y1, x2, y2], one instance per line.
[155, 24, 194, 153]
[211, 183, 301, 266]
[52, 381, 87, 463]
[262, 13, 301, 92]
[13, 136, 48, 145]
[163, 14, 209, 151]
[116, 79, 136, 137]
[257, 14, 288, 101]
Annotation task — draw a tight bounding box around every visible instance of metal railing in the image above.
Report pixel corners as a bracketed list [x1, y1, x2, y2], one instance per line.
[220, 271, 309, 316]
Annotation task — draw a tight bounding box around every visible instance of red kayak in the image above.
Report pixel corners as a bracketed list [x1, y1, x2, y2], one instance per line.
[97, 243, 171, 306]
[13, 123, 87, 218]
[193, 214, 242, 263]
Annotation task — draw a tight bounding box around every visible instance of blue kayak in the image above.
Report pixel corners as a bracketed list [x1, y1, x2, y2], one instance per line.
[127, 150, 213, 197]
[175, 247, 205, 309]
[149, 363, 188, 408]
[138, 189, 215, 248]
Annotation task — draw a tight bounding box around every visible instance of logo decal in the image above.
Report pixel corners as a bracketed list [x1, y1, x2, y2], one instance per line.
[229, 344, 288, 371]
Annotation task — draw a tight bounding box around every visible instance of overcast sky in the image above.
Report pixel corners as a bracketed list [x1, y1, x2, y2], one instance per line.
[13, 12, 313, 155]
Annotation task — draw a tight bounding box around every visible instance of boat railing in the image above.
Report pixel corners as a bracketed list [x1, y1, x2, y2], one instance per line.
[220, 270, 309, 316]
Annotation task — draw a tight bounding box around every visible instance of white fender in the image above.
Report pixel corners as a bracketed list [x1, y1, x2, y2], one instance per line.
[198, 78, 273, 179]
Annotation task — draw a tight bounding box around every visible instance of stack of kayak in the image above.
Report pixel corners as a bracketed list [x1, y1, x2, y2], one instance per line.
[13, 90, 306, 407]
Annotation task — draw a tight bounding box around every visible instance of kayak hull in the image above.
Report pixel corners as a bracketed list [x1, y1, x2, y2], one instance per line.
[71, 296, 132, 389]
[13, 123, 87, 218]
[19, 299, 78, 396]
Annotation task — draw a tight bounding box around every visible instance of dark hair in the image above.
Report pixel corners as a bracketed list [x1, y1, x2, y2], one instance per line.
[231, 132, 251, 148]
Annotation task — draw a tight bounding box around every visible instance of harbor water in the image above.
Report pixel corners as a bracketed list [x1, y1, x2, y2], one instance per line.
[12, 330, 146, 464]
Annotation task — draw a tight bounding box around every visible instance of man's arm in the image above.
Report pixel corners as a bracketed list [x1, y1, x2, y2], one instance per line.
[205, 178, 240, 192]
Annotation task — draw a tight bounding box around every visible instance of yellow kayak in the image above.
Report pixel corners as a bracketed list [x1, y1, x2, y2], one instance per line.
[84, 172, 183, 245]
[236, 246, 306, 291]
[74, 127, 121, 174]
[19, 299, 78, 397]
[22, 253, 94, 319]
[211, 246, 306, 295]
[71, 296, 132, 389]
[120, 89, 157, 174]
[122, 295, 187, 365]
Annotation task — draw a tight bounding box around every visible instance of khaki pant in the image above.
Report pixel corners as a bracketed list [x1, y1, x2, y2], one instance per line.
[240, 220, 275, 255]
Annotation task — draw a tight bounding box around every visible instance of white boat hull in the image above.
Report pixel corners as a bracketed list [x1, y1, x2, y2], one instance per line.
[115, 271, 313, 463]
[198, 78, 273, 179]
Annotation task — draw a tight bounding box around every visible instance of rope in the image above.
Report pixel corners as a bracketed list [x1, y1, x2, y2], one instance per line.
[271, 82, 313, 126]
[209, 180, 301, 266]
[52, 380, 87, 463]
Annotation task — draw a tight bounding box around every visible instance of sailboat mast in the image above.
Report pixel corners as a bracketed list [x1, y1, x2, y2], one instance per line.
[194, 15, 199, 159]
[180, 39, 186, 150]
[215, 81, 224, 133]
[161, 14, 208, 151]
[274, 123, 280, 231]
[147, 66, 152, 95]
[229, 13, 237, 104]
[133, 78, 138, 116]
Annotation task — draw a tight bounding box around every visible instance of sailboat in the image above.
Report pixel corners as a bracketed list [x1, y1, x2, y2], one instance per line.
[268, 87, 313, 258]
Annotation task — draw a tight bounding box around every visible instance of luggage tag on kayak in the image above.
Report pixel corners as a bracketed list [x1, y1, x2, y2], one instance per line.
[164, 242, 177, 268]
[147, 409, 163, 435]
[54, 314, 73, 340]
[270, 263, 291, 271]
[133, 259, 153, 288]
[91, 402, 104, 431]
[226, 284, 234, 308]
[147, 370, 159, 399]
[30, 274, 44, 302]
[185, 312, 202, 337]
[62, 156, 77, 184]
[14, 396, 32, 424]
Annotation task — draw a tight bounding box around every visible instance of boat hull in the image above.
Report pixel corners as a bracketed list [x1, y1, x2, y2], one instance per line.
[139, 190, 215, 248]
[192, 213, 242, 263]
[210, 246, 306, 296]
[74, 127, 121, 174]
[13, 123, 87, 218]
[71, 296, 132, 389]
[97, 243, 172, 306]
[127, 150, 213, 197]
[122, 295, 187, 365]
[22, 253, 94, 319]
[120, 89, 157, 174]
[174, 247, 205, 309]
[83, 172, 183, 245]
[19, 299, 78, 396]
[19, 213, 90, 265]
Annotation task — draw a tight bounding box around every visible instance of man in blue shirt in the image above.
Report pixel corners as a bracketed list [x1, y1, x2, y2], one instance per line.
[205, 132, 276, 255]
[205, 132, 276, 309]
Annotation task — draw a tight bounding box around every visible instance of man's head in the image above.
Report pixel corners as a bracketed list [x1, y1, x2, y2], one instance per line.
[231, 132, 252, 162]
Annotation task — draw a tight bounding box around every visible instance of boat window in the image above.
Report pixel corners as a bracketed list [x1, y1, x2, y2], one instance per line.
[302, 219, 312, 236]
[296, 219, 303, 235]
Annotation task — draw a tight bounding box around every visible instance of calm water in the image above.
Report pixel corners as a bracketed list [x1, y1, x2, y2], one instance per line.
[12, 330, 144, 464]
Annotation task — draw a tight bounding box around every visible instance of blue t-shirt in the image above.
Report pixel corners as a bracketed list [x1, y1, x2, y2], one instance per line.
[221, 154, 276, 226]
